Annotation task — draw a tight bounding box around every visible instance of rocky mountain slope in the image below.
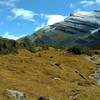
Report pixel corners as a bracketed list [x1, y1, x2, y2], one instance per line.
[20, 10, 100, 48]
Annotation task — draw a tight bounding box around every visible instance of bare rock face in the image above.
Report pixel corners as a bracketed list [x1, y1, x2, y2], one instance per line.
[90, 67, 100, 85]
[5, 89, 27, 100]
[55, 10, 100, 35]
[20, 10, 100, 48]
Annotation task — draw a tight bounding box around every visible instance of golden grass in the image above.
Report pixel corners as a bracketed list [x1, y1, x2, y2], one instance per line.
[0, 48, 99, 100]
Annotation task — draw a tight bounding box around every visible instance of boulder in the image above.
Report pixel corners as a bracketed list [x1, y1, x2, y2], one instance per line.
[5, 89, 27, 100]
[90, 68, 100, 85]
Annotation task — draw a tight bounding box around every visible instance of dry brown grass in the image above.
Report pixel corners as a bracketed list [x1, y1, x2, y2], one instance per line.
[0, 48, 99, 100]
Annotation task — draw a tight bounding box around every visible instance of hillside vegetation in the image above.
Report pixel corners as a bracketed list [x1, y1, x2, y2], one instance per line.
[0, 47, 100, 100]
[0, 37, 36, 54]
[0, 37, 20, 54]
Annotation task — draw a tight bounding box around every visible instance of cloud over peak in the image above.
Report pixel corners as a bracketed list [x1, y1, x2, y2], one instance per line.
[80, 0, 94, 7]
[74, 9, 92, 16]
[46, 15, 65, 25]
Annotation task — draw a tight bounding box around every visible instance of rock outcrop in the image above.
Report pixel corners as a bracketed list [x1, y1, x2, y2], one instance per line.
[90, 67, 100, 85]
[5, 89, 27, 100]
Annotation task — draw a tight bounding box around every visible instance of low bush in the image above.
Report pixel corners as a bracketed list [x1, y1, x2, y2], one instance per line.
[26, 46, 36, 53]
[67, 46, 92, 56]
[0, 37, 19, 54]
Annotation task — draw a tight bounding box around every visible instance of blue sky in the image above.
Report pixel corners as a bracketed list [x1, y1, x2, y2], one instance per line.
[0, 0, 100, 39]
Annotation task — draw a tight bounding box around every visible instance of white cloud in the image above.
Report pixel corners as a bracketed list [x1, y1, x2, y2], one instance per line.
[34, 23, 46, 32]
[2, 32, 25, 40]
[0, 0, 18, 8]
[12, 8, 35, 22]
[96, 0, 100, 3]
[45, 15, 65, 25]
[0, 1, 15, 8]
[80, 0, 94, 7]
[33, 14, 66, 32]
[74, 9, 92, 16]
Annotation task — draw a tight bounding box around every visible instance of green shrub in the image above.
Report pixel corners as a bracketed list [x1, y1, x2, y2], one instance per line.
[0, 37, 19, 54]
[67, 46, 92, 55]
[26, 46, 36, 53]
[68, 46, 82, 55]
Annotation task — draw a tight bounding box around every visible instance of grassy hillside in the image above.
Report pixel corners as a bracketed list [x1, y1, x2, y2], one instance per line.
[0, 48, 100, 100]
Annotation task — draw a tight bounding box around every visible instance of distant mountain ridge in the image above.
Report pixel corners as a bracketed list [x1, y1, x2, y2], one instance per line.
[20, 10, 100, 48]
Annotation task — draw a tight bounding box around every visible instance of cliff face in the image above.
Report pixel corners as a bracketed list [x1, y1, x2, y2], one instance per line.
[20, 10, 100, 48]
